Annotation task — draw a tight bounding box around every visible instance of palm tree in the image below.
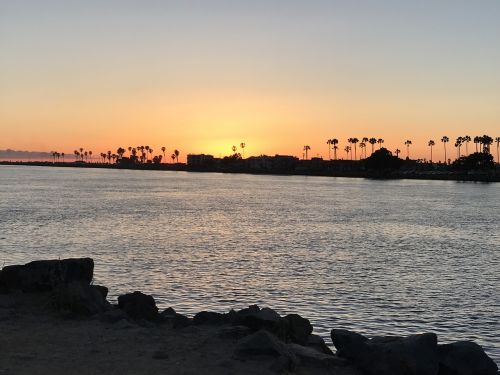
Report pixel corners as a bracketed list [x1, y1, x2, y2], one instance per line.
[303, 145, 310, 160]
[128, 146, 132, 157]
[359, 142, 366, 159]
[332, 139, 339, 160]
[174, 149, 180, 163]
[473, 136, 480, 153]
[326, 139, 333, 160]
[455, 137, 463, 159]
[240, 143, 246, 158]
[441, 136, 449, 163]
[495, 137, 500, 164]
[404, 140, 412, 159]
[88, 150, 92, 162]
[351, 137, 359, 160]
[107, 151, 112, 164]
[463, 135, 471, 155]
[171, 153, 176, 163]
[481, 135, 493, 154]
[84, 151, 88, 162]
[428, 140, 435, 163]
[395, 149, 401, 158]
[61, 152, 65, 163]
[377, 138, 384, 149]
[232, 145, 237, 154]
[369, 138, 377, 154]
[74, 150, 79, 161]
[344, 146, 351, 159]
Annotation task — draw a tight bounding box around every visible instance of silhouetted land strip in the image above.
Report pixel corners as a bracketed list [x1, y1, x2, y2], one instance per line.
[2, 158, 499, 182]
[0, 257, 497, 374]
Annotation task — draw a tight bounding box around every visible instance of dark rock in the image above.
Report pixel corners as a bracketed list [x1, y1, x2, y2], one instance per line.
[438, 341, 498, 375]
[331, 329, 439, 375]
[283, 314, 313, 345]
[239, 307, 289, 341]
[118, 291, 159, 322]
[236, 304, 261, 317]
[193, 311, 227, 325]
[306, 334, 334, 355]
[160, 307, 191, 328]
[0, 258, 94, 292]
[287, 343, 356, 372]
[52, 282, 110, 316]
[234, 329, 291, 358]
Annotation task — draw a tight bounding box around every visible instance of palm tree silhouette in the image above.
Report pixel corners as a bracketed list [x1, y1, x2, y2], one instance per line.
[428, 140, 435, 163]
[128, 146, 132, 157]
[332, 139, 339, 160]
[240, 143, 246, 158]
[359, 142, 366, 159]
[395, 149, 401, 158]
[61, 152, 65, 162]
[303, 145, 311, 160]
[369, 138, 377, 154]
[441, 136, 449, 163]
[174, 149, 180, 163]
[495, 137, 500, 164]
[463, 135, 471, 155]
[455, 137, 463, 159]
[344, 146, 351, 159]
[404, 140, 412, 159]
[377, 138, 384, 150]
[171, 153, 176, 163]
[326, 139, 333, 160]
[351, 138, 359, 160]
[481, 135, 493, 153]
[473, 136, 480, 153]
[232, 145, 237, 154]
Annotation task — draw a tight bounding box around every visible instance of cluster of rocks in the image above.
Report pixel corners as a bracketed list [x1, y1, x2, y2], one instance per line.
[1, 258, 498, 375]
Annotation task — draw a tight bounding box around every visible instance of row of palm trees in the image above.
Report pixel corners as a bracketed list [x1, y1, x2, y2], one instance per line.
[61, 146, 181, 164]
[305, 134, 500, 163]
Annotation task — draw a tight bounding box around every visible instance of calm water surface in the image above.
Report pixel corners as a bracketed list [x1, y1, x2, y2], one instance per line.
[0, 165, 499, 362]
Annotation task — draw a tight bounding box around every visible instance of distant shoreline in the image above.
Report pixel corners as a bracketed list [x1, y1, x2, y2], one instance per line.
[1, 160, 499, 182]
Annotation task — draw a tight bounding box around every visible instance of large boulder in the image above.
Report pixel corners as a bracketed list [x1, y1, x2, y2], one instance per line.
[117, 291, 159, 322]
[287, 343, 358, 373]
[160, 307, 191, 328]
[0, 258, 94, 292]
[306, 334, 334, 355]
[52, 282, 110, 316]
[331, 329, 439, 375]
[284, 314, 313, 345]
[234, 330, 298, 373]
[438, 341, 498, 375]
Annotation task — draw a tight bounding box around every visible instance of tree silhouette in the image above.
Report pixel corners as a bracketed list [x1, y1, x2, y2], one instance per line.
[428, 140, 435, 163]
[240, 143, 246, 158]
[332, 139, 339, 160]
[395, 149, 401, 158]
[326, 139, 333, 160]
[496, 137, 500, 164]
[174, 149, 180, 163]
[171, 153, 176, 163]
[455, 137, 463, 159]
[369, 138, 377, 154]
[161, 146, 166, 162]
[463, 135, 471, 155]
[441, 136, 449, 164]
[351, 138, 359, 160]
[359, 142, 366, 159]
[377, 138, 384, 150]
[481, 135, 493, 153]
[473, 136, 480, 153]
[344, 146, 350, 159]
[303, 145, 310, 160]
[404, 140, 412, 159]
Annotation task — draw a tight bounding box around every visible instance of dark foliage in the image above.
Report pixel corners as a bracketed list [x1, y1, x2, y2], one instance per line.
[452, 152, 494, 171]
[365, 148, 403, 170]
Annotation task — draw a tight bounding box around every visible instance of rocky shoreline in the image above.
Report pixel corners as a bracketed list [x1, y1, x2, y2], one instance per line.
[0, 258, 497, 375]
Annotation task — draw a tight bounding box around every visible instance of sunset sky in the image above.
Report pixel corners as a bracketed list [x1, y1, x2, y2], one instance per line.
[1, 1, 499, 161]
